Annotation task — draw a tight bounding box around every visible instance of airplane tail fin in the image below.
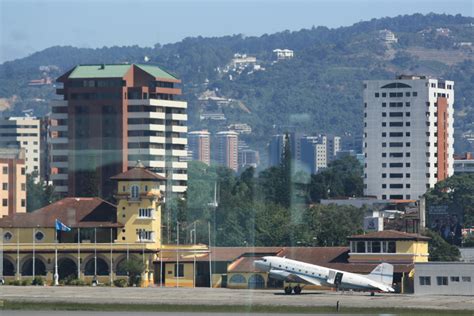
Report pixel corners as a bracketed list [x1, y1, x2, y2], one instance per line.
[367, 263, 394, 286]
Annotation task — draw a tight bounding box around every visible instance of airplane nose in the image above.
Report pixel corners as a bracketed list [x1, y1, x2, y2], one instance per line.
[254, 260, 270, 272]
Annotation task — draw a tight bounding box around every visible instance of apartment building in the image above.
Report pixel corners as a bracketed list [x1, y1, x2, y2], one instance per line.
[188, 130, 211, 165]
[363, 75, 454, 200]
[0, 117, 41, 175]
[300, 136, 327, 174]
[238, 149, 260, 170]
[51, 64, 187, 198]
[216, 131, 238, 172]
[327, 136, 341, 162]
[0, 148, 26, 217]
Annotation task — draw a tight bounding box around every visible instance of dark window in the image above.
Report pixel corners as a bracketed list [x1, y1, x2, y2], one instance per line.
[389, 122, 403, 127]
[389, 173, 403, 178]
[389, 112, 403, 117]
[2, 199, 7, 206]
[382, 195, 387, 199]
[406, 92, 411, 97]
[375, 93, 379, 98]
[389, 132, 403, 137]
[382, 93, 386, 97]
[436, 276, 448, 286]
[406, 173, 411, 178]
[389, 163, 403, 167]
[382, 173, 386, 178]
[406, 132, 410, 137]
[390, 195, 403, 199]
[174, 263, 184, 277]
[389, 142, 403, 147]
[389, 152, 403, 158]
[2, 167, 7, 174]
[390, 184, 403, 188]
[406, 102, 410, 107]
[420, 276, 431, 286]
[413, 92, 417, 96]
[382, 122, 386, 127]
[381, 82, 412, 89]
[382, 184, 386, 188]
[388, 241, 396, 253]
[382, 103, 386, 107]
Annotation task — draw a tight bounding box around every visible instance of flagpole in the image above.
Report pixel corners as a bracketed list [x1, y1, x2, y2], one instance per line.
[77, 228, 80, 280]
[176, 221, 179, 288]
[159, 242, 162, 288]
[94, 227, 97, 284]
[32, 227, 35, 279]
[54, 222, 58, 286]
[16, 228, 19, 281]
[110, 227, 113, 285]
[208, 221, 212, 288]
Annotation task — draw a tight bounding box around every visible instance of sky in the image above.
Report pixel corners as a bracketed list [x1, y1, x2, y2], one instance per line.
[0, 0, 472, 63]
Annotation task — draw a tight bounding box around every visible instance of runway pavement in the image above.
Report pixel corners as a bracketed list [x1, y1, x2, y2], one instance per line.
[0, 286, 473, 311]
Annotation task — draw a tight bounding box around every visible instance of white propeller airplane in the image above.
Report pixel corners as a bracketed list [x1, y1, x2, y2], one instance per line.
[254, 256, 395, 295]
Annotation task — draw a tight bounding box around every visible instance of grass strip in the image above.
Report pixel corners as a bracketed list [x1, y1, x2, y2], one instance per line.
[1, 300, 473, 315]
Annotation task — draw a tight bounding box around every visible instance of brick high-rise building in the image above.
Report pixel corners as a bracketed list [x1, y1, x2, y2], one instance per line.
[0, 148, 26, 217]
[216, 131, 238, 172]
[51, 64, 187, 198]
[363, 75, 454, 200]
[188, 130, 211, 165]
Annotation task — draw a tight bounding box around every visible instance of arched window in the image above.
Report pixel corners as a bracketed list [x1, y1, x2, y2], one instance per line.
[3, 258, 15, 276]
[130, 185, 139, 199]
[21, 258, 47, 276]
[381, 82, 412, 89]
[248, 274, 265, 289]
[229, 274, 246, 284]
[84, 257, 110, 276]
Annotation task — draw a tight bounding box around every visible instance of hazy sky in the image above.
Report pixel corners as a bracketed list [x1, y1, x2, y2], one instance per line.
[0, 0, 472, 63]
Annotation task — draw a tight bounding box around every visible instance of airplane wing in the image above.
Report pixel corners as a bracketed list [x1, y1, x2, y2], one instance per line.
[269, 269, 322, 286]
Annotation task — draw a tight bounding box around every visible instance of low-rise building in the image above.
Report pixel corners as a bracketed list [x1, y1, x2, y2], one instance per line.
[414, 262, 474, 295]
[0, 164, 206, 286]
[0, 148, 26, 217]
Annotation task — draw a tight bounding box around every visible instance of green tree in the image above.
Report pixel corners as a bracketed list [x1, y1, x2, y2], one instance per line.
[300, 204, 365, 246]
[26, 172, 56, 212]
[117, 258, 145, 286]
[423, 230, 461, 262]
[425, 174, 474, 227]
[308, 156, 363, 203]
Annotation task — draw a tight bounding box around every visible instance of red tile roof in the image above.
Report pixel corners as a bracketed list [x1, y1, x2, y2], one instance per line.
[0, 197, 119, 228]
[348, 230, 430, 241]
[110, 167, 165, 181]
[278, 247, 349, 265]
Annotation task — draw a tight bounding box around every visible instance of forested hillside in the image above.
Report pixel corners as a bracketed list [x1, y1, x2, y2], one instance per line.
[1, 13, 473, 154]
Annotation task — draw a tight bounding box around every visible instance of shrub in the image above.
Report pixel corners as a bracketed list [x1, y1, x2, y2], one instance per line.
[32, 276, 44, 286]
[21, 279, 30, 286]
[8, 280, 21, 286]
[117, 258, 144, 286]
[64, 278, 86, 286]
[113, 279, 128, 287]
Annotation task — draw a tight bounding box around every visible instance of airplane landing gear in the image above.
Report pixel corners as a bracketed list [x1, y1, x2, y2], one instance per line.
[370, 292, 375, 296]
[284, 286, 292, 295]
[293, 285, 302, 295]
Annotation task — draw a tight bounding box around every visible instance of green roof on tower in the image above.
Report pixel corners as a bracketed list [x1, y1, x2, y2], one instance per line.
[65, 63, 179, 81]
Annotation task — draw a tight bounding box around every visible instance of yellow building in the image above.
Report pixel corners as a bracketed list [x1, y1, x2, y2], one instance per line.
[348, 230, 430, 263]
[0, 164, 207, 286]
